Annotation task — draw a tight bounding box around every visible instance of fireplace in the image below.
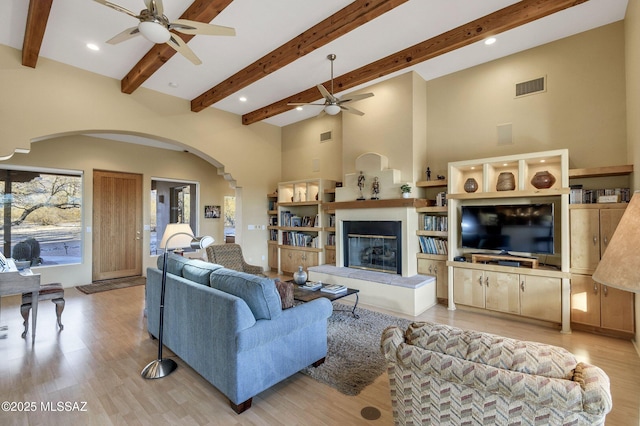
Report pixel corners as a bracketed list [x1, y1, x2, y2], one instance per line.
[343, 221, 402, 274]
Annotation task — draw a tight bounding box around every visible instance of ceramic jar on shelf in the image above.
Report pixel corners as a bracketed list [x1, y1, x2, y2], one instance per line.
[530, 171, 556, 189]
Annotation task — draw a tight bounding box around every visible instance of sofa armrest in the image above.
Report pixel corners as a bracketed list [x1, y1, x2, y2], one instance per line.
[381, 326, 405, 362]
[236, 298, 332, 351]
[573, 362, 613, 416]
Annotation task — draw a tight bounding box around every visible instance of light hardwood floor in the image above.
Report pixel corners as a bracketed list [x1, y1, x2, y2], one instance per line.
[0, 282, 639, 425]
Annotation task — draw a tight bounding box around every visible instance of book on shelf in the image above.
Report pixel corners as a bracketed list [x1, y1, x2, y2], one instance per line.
[321, 284, 347, 294]
[418, 235, 448, 255]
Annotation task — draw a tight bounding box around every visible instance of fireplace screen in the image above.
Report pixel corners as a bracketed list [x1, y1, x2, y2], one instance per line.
[347, 234, 399, 274]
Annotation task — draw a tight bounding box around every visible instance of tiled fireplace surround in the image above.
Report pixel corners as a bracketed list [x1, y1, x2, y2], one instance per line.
[308, 153, 436, 316]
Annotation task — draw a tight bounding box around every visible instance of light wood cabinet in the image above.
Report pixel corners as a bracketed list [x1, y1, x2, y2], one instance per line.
[280, 246, 319, 275]
[418, 258, 447, 300]
[520, 275, 562, 323]
[570, 206, 625, 275]
[267, 241, 278, 271]
[569, 204, 634, 336]
[453, 265, 562, 323]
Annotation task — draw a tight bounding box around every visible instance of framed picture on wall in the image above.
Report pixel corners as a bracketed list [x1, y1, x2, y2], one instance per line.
[205, 205, 221, 219]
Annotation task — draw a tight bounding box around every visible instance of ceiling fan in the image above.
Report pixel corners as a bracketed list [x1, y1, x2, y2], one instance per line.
[93, 0, 235, 65]
[289, 54, 374, 116]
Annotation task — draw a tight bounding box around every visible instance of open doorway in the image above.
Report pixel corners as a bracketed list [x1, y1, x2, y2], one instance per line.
[150, 179, 198, 254]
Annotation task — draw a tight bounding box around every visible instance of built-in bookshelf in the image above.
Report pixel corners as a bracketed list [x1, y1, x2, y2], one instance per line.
[267, 192, 279, 271]
[275, 179, 336, 274]
[568, 164, 633, 204]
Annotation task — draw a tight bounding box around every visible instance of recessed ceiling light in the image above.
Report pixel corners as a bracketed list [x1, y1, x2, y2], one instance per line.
[239, 96, 247, 102]
[86, 43, 100, 51]
[484, 37, 496, 46]
[168, 82, 179, 88]
[540, 159, 546, 163]
[296, 106, 303, 111]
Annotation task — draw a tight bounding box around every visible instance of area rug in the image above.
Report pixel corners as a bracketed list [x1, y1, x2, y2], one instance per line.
[300, 302, 412, 396]
[76, 276, 146, 294]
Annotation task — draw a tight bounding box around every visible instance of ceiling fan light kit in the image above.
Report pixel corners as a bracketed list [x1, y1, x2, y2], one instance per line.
[138, 21, 170, 44]
[324, 104, 341, 115]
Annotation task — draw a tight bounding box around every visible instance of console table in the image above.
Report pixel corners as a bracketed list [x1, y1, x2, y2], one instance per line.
[0, 271, 39, 343]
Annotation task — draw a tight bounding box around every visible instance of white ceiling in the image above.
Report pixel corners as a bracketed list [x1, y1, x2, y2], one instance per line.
[0, 0, 629, 129]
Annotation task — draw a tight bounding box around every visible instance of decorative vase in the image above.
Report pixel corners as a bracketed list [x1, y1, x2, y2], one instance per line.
[531, 171, 556, 189]
[496, 172, 515, 191]
[464, 178, 478, 193]
[402, 192, 410, 199]
[293, 266, 307, 285]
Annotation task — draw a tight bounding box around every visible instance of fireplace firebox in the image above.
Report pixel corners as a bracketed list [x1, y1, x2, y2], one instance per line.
[343, 221, 402, 274]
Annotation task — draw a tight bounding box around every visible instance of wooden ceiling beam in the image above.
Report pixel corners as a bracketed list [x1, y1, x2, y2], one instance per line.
[120, 0, 234, 94]
[242, 0, 589, 125]
[190, 0, 408, 112]
[22, 0, 54, 68]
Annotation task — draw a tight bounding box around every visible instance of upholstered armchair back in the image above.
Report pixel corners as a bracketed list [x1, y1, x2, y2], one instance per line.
[206, 243, 265, 276]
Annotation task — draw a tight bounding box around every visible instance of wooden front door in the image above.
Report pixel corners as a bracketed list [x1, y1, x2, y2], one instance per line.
[93, 170, 142, 281]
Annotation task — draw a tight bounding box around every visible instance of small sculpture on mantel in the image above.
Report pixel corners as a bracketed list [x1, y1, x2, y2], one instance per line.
[371, 177, 380, 200]
[426, 167, 431, 181]
[357, 171, 366, 200]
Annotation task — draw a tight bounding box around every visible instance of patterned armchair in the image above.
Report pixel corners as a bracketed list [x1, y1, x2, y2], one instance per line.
[381, 322, 612, 425]
[206, 243, 265, 276]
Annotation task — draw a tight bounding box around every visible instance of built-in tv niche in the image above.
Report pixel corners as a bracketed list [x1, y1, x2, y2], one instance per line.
[343, 221, 402, 274]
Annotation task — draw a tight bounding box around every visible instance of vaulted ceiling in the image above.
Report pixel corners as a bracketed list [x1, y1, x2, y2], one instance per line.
[1, 0, 628, 127]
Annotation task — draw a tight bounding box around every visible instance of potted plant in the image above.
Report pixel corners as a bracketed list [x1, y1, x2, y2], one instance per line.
[400, 184, 412, 198]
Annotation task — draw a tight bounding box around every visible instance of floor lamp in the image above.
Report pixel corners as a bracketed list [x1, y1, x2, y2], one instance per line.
[141, 223, 214, 379]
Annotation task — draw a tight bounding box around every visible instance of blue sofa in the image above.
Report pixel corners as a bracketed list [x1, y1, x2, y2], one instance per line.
[146, 254, 333, 413]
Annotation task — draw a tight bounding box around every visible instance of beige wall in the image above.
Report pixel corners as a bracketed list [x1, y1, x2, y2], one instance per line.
[343, 72, 427, 183]
[0, 45, 282, 276]
[3, 136, 234, 286]
[624, 0, 640, 350]
[426, 22, 627, 175]
[281, 114, 342, 182]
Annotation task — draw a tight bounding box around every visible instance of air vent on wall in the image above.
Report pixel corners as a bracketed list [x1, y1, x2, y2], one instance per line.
[320, 131, 332, 142]
[515, 76, 546, 97]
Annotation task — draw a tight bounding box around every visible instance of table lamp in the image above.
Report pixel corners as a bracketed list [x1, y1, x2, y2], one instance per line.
[592, 190, 640, 293]
[141, 223, 214, 379]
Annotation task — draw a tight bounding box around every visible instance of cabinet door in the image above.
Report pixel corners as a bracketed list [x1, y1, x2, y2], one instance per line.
[520, 275, 561, 323]
[325, 248, 336, 266]
[453, 268, 484, 308]
[280, 247, 298, 274]
[599, 209, 625, 256]
[301, 251, 319, 270]
[485, 271, 520, 314]
[570, 274, 601, 327]
[601, 285, 635, 333]
[268, 244, 278, 271]
[418, 259, 448, 299]
[570, 209, 600, 273]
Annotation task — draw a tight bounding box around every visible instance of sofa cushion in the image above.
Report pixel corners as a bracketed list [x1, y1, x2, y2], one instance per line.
[210, 268, 282, 320]
[405, 322, 576, 380]
[157, 253, 191, 276]
[182, 260, 223, 285]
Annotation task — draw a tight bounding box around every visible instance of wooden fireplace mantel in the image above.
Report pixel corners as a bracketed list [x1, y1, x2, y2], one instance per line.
[323, 198, 430, 210]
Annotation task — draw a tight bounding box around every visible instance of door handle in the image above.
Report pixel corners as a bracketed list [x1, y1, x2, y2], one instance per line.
[520, 280, 525, 292]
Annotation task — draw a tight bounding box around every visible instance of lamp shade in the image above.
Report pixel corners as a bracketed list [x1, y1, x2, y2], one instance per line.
[159, 223, 194, 250]
[592, 191, 640, 293]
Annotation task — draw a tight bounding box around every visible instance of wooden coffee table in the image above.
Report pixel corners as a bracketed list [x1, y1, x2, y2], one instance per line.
[291, 282, 360, 318]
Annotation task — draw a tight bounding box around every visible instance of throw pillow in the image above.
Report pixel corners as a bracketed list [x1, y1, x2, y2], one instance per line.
[274, 279, 294, 309]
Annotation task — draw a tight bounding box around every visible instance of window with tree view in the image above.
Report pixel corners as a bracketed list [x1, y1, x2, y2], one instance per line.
[0, 168, 82, 267]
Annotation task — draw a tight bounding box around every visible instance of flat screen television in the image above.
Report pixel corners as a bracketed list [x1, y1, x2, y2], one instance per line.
[461, 204, 555, 255]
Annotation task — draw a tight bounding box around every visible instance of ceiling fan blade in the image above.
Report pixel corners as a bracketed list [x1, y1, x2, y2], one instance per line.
[339, 92, 374, 103]
[166, 34, 202, 65]
[106, 26, 141, 44]
[170, 19, 236, 37]
[93, 0, 139, 19]
[145, 0, 164, 16]
[317, 84, 337, 103]
[341, 105, 365, 116]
